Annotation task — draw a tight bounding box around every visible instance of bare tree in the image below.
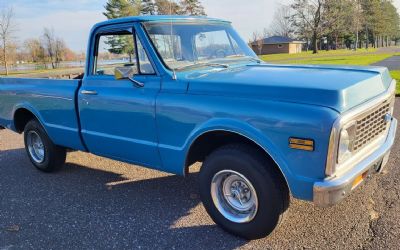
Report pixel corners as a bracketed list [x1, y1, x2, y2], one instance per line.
[54, 38, 66, 68]
[351, 0, 363, 50]
[262, 28, 271, 39]
[291, 0, 324, 54]
[0, 7, 17, 75]
[42, 28, 56, 69]
[24, 38, 46, 65]
[269, 5, 293, 38]
[251, 31, 264, 55]
[155, 0, 181, 14]
[42, 28, 66, 69]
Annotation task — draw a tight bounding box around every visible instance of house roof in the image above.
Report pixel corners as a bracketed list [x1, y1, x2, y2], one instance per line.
[253, 36, 304, 45]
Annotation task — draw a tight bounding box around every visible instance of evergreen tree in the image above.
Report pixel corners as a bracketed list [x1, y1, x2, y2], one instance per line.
[141, 0, 156, 15]
[362, 0, 385, 48]
[179, 0, 206, 16]
[289, 0, 400, 52]
[140, 0, 206, 16]
[323, 0, 353, 49]
[381, 0, 400, 46]
[103, 0, 140, 19]
[103, 0, 141, 62]
[155, 0, 181, 15]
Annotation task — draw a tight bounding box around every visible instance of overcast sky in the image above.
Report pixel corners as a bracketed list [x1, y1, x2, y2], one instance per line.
[1, 0, 400, 52]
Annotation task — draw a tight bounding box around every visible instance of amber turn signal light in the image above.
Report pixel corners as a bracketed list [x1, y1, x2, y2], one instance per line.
[289, 137, 314, 151]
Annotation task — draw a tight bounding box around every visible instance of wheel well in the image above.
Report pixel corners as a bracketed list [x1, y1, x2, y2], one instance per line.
[185, 131, 287, 185]
[14, 108, 35, 133]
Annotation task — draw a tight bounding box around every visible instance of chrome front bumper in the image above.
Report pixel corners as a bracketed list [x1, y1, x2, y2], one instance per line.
[313, 117, 397, 207]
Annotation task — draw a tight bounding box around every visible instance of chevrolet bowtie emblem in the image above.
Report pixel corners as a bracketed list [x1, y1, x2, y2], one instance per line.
[384, 113, 393, 123]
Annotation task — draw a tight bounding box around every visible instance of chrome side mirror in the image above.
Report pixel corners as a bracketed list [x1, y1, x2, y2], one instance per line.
[114, 66, 134, 80]
[114, 66, 144, 88]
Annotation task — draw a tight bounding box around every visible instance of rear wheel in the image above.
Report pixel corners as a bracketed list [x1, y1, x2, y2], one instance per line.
[24, 120, 66, 172]
[199, 144, 289, 239]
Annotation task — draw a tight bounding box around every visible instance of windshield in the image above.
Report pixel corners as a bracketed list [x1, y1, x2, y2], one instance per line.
[143, 21, 258, 71]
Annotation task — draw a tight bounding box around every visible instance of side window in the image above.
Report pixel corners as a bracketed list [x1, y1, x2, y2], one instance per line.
[136, 35, 155, 74]
[94, 31, 137, 76]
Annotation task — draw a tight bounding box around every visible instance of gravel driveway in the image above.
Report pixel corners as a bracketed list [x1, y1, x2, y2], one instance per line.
[1, 99, 399, 250]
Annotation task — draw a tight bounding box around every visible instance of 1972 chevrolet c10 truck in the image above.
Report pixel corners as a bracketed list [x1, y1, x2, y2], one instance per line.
[0, 16, 397, 239]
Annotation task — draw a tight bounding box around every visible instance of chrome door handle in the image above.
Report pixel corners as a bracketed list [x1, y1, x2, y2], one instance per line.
[81, 90, 98, 95]
[128, 77, 145, 88]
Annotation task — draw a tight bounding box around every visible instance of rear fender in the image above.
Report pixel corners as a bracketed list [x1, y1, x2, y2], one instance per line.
[12, 102, 48, 134]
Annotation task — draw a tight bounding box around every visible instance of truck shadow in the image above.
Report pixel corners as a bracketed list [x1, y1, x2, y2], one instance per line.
[0, 148, 247, 249]
[2, 143, 399, 249]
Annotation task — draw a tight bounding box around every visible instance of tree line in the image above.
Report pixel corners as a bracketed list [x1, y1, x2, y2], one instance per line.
[253, 0, 400, 54]
[102, 0, 206, 60]
[0, 7, 78, 76]
[104, 0, 206, 17]
[24, 28, 72, 70]
[0, 1, 206, 75]
[5, 0, 397, 75]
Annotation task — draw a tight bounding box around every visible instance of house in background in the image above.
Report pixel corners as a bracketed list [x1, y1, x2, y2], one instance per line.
[251, 36, 305, 55]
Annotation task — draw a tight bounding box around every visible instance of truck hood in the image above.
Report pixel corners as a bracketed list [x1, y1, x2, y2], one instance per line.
[185, 64, 393, 113]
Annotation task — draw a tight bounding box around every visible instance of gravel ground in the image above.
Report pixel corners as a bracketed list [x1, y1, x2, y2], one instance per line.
[0, 99, 399, 250]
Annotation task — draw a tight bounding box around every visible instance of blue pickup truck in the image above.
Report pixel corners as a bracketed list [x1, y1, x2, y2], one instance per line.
[0, 16, 397, 239]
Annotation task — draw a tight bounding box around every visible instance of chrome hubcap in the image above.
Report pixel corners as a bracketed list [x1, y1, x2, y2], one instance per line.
[211, 170, 258, 223]
[27, 131, 45, 163]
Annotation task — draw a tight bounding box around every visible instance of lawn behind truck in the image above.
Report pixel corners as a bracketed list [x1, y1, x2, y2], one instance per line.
[261, 48, 400, 96]
[391, 70, 400, 96]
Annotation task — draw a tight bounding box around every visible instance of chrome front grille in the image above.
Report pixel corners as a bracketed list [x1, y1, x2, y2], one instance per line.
[353, 98, 392, 152]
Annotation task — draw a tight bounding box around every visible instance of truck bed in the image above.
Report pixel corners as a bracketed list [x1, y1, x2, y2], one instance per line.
[0, 77, 85, 150]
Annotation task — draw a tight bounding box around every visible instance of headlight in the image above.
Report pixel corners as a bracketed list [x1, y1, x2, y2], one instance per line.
[337, 123, 356, 164]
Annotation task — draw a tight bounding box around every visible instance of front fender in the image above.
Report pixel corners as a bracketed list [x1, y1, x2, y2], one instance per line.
[157, 117, 295, 193]
[156, 93, 338, 201]
[183, 118, 293, 183]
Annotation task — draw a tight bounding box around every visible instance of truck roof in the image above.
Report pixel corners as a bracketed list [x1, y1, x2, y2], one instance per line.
[93, 15, 230, 29]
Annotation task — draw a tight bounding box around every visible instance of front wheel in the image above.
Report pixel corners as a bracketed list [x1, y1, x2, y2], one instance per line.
[199, 144, 289, 239]
[24, 120, 66, 172]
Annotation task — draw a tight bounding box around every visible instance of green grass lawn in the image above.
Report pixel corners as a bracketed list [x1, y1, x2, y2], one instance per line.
[268, 53, 394, 66]
[261, 48, 378, 62]
[390, 70, 400, 96]
[0, 67, 84, 77]
[261, 48, 396, 66]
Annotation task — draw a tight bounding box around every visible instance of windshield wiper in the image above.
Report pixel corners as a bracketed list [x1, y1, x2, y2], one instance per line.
[247, 57, 262, 64]
[174, 62, 230, 72]
[225, 55, 262, 64]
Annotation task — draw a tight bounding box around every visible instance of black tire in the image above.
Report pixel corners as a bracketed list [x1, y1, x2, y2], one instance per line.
[23, 119, 66, 172]
[199, 144, 289, 240]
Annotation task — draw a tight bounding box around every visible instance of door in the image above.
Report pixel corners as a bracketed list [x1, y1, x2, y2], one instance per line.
[79, 26, 161, 168]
